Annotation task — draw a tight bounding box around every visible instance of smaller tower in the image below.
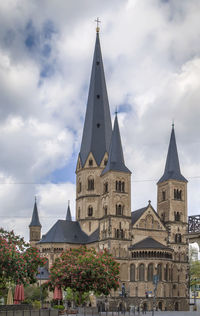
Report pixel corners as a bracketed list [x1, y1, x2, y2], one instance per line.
[66, 200, 72, 221]
[100, 114, 131, 251]
[29, 197, 42, 247]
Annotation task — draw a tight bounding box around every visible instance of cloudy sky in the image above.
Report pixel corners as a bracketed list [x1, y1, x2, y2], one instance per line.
[0, 0, 200, 241]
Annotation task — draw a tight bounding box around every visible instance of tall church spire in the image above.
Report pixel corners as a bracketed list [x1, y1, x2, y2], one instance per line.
[158, 125, 187, 183]
[29, 198, 41, 227]
[79, 30, 112, 166]
[102, 114, 130, 175]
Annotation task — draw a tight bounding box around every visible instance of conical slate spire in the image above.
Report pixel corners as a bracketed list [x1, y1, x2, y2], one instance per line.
[102, 114, 131, 175]
[158, 125, 187, 183]
[29, 198, 41, 227]
[66, 201, 72, 221]
[79, 31, 112, 166]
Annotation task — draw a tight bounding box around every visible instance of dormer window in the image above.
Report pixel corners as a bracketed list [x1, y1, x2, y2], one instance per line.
[104, 159, 107, 166]
[89, 159, 93, 166]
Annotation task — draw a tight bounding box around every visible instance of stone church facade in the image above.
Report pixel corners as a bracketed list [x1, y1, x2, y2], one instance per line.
[29, 28, 189, 311]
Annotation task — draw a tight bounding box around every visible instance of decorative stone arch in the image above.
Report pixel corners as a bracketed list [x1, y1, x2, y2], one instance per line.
[146, 214, 153, 229]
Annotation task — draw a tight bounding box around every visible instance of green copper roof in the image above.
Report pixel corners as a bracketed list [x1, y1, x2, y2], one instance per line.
[79, 32, 112, 166]
[158, 125, 187, 183]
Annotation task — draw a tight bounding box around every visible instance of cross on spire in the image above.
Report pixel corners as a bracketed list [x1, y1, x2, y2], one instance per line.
[95, 17, 101, 32]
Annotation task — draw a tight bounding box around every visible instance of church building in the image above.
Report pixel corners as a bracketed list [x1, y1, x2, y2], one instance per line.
[29, 27, 189, 311]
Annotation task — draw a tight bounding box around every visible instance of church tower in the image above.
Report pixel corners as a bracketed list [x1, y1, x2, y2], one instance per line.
[29, 198, 42, 247]
[76, 28, 112, 235]
[100, 114, 131, 253]
[157, 124, 188, 247]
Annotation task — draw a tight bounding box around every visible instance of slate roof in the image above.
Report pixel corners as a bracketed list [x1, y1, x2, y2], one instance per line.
[102, 114, 131, 175]
[79, 31, 112, 167]
[39, 220, 99, 244]
[66, 204, 72, 221]
[131, 206, 148, 225]
[29, 200, 41, 227]
[158, 125, 187, 183]
[129, 237, 169, 250]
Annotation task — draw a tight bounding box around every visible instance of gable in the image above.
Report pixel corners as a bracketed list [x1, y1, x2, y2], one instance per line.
[132, 205, 166, 231]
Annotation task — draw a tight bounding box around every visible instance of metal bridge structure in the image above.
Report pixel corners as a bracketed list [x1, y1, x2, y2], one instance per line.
[188, 215, 200, 247]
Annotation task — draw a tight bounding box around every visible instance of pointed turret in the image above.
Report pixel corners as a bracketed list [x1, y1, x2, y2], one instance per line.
[29, 198, 41, 246]
[29, 198, 41, 227]
[102, 114, 131, 175]
[158, 125, 187, 183]
[79, 30, 112, 166]
[66, 201, 72, 221]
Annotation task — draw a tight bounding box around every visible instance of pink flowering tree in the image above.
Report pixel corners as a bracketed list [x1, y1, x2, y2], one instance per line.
[0, 228, 46, 288]
[48, 247, 120, 305]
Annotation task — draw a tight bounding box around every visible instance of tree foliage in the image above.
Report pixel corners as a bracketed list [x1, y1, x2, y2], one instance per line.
[0, 228, 46, 286]
[190, 260, 200, 286]
[48, 247, 119, 304]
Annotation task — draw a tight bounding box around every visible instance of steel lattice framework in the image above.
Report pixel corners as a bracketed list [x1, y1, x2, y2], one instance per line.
[188, 215, 200, 233]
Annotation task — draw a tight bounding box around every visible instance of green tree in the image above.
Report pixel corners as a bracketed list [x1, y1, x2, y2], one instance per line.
[48, 247, 119, 305]
[0, 228, 46, 286]
[190, 260, 200, 287]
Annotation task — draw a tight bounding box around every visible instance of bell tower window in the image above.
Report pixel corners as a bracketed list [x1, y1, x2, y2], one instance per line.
[162, 191, 166, 201]
[116, 204, 123, 216]
[174, 189, 182, 200]
[115, 181, 125, 193]
[88, 177, 94, 190]
[88, 206, 93, 217]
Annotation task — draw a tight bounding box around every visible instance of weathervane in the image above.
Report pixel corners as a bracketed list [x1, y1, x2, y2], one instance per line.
[95, 17, 101, 32]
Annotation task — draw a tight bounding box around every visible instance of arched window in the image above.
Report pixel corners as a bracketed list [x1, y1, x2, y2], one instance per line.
[104, 182, 108, 193]
[162, 191, 166, 201]
[130, 264, 135, 282]
[115, 180, 125, 192]
[157, 264, 162, 281]
[89, 159, 93, 166]
[174, 189, 182, 200]
[116, 204, 123, 216]
[175, 233, 182, 243]
[88, 177, 94, 190]
[78, 181, 82, 193]
[78, 207, 80, 219]
[164, 264, 169, 281]
[104, 206, 107, 216]
[174, 212, 180, 221]
[139, 264, 145, 281]
[147, 263, 153, 281]
[88, 206, 93, 217]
